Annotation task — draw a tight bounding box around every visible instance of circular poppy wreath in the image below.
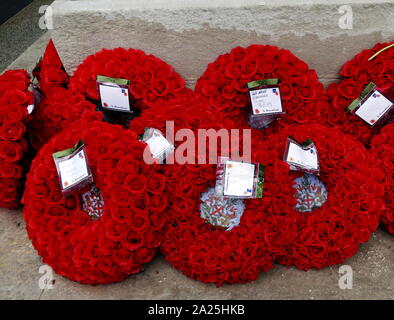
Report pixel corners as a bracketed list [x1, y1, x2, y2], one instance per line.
[0, 70, 33, 209]
[23, 120, 169, 284]
[325, 41, 394, 145]
[325, 41, 394, 234]
[70, 47, 187, 110]
[251, 124, 385, 270]
[195, 44, 327, 129]
[371, 122, 394, 235]
[160, 159, 275, 286]
[29, 47, 187, 151]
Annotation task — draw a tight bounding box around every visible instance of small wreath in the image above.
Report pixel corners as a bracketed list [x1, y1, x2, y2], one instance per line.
[70, 47, 187, 111]
[371, 122, 394, 235]
[195, 45, 327, 129]
[29, 45, 187, 150]
[23, 120, 169, 284]
[0, 70, 33, 209]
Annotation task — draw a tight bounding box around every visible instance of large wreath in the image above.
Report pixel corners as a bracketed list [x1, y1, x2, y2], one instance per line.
[0, 70, 33, 209]
[195, 45, 327, 129]
[325, 41, 393, 234]
[160, 159, 275, 286]
[371, 122, 394, 235]
[251, 124, 384, 270]
[23, 120, 169, 284]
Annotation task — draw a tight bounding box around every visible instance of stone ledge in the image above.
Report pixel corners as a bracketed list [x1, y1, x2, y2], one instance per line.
[49, 0, 394, 88]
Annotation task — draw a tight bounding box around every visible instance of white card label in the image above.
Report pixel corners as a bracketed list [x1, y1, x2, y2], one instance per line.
[145, 131, 172, 159]
[355, 90, 393, 125]
[249, 87, 282, 115]
[223, 161, 255, 197]
[286, 141, 318, 170]
[57, 149, 89, 190]
[99, 84, 131, 112]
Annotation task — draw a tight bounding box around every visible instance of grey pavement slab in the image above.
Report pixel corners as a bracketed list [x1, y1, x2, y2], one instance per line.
[0, 208, 393, 300]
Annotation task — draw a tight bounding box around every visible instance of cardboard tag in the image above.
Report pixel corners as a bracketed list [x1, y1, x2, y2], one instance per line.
[97, 75, 132, 113]
[250, 87, 282, 115]
[223, 160, 255, 197]
[247, 79, 285, 129]
[53, 141, 93, 194]
[284, 138, 319, 174]
[142, 128, 174, 163]
[355, 90, 393, 125]
[215, 157, 264, 199]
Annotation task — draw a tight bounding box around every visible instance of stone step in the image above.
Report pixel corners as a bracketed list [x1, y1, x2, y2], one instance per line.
[22, 0, 394, 87]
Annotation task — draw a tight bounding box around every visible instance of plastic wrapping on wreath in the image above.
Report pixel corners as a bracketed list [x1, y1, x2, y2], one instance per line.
[215, 156, 264, 199]
[347, 82, 393, 129]
[142, 128, 174, 164]
[247, 78, 285, 129]
[283, 137, 320, 175]
[52, 140, 93, 196]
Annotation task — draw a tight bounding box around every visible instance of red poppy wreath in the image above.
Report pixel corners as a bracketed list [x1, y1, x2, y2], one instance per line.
[29, 44, 187, 151]
[23, 120, 169, 284]
[371, 122, 394, 235]
[325, 41, 394, 234]
[157, 126, 272, 285]
[160, 159, 276, 286]
[195, 44, 327, 129]
[251, 124, 385, 270]
[0, 69, 33, 209]
[325, 41, 394, 145]
[69, 47, 187, 110]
